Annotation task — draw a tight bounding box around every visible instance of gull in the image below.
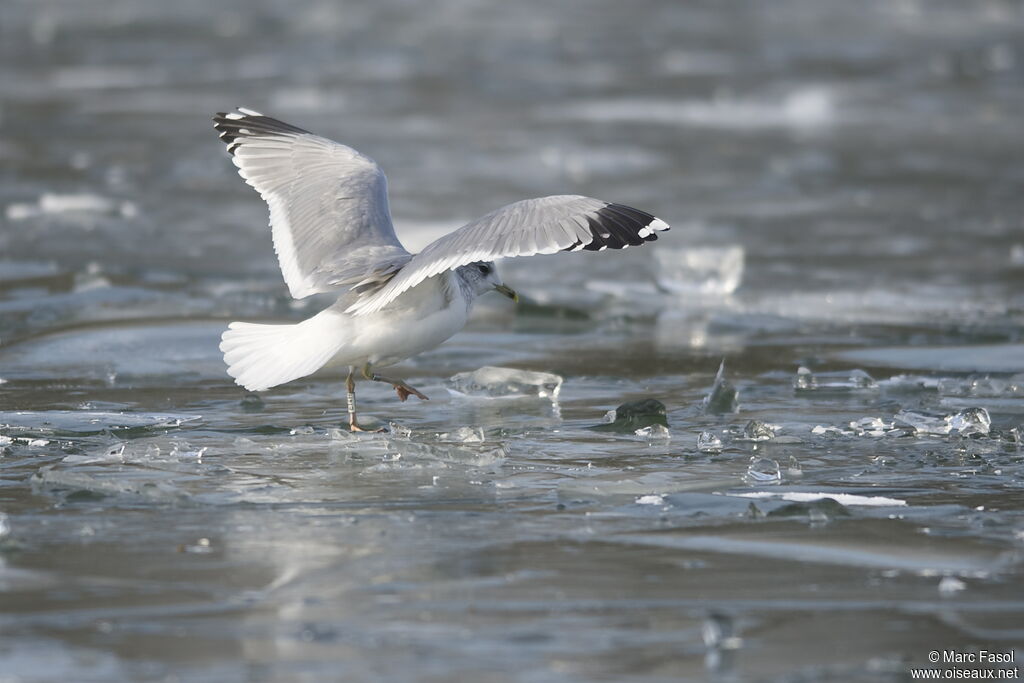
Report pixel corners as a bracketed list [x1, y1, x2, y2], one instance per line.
[213, 108, 669, 430]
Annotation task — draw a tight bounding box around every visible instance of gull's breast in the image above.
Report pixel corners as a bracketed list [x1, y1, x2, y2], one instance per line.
[346, 273, 470, 368]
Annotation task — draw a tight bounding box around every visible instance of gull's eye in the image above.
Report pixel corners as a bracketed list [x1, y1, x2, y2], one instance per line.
[478, 264, 491, 275]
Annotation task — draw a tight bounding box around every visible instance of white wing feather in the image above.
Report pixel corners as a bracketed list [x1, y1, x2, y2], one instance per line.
[213, 109, 409, 300]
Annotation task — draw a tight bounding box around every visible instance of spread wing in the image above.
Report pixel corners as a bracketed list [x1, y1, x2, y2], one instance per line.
[213, 108, 410, 299]
[346, 194, 669, 315]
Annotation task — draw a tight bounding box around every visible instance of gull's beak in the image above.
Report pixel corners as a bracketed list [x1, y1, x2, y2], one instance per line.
[495, 284, 519, 303]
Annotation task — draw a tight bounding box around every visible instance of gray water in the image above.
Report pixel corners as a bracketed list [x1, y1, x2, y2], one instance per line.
[2, 0, 1024, 681]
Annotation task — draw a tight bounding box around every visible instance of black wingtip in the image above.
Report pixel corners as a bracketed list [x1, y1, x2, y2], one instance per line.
[568, 202, 669, 253]
[211, 109, 311, 155]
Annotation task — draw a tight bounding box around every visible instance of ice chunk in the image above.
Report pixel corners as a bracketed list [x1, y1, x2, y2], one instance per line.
[894, 410, 952, 435]
[636, 494, 666, 505]
[794, 367, 816, 391]
[5, 192, 135, 221]
[697, 431, 723, 453]
[794, 367, 877, 393]
[589, 399, 668, 433]
[894, 407, 991, 436]
[939, 376, 1023, 399]
[438, 426, 486, 443]
[447, 366, 562, 399]
[785, 455, 803, 476]
[654, 245, 744, 295]
[947, 407, 991, 436]
[849, 417, 896, 437]
[812, 424, 848, 436]
[744, 457, 781, 484]
[938, 576, 966, 596]
[739, 420, 776, 441]
[703, 360, 739, 414]
[635, 424, 671, 440]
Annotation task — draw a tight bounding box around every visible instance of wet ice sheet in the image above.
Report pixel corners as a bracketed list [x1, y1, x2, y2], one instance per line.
[3, 0, 1024, 680]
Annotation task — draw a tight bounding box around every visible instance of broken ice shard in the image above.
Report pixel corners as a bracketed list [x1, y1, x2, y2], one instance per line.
[654, 245, 744, 295]
[589, 398, 668, 433]
[703, 360, 739, 414]
[697, 431, 723, 453]
[447, 366, 562, 399]
[793, 367, 877, 393]
[744, 456, 781, 484]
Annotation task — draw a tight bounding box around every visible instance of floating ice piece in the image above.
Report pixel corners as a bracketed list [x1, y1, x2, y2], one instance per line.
[785, 455, 803, 476]
[5, 192, 136, 221]
[947, 407, 991, 435]
[938, 576, 966, 595]
[654, 245, 744, 295]
[697, 431, 723, 453]
[812, 425, 848, 436]
[938, 375, 1023, 399]
[849, 416, 897, 437]
[794, 367, 816, 391]
[744, 457, 781, 484]
[727, 491, 907, 507]
[636, 494, 666, 505]
[793, 367, 877, 393]
[589, 399, 668, 433]
[438, 426, 486, 443]
[739, 420, 777, 441]
[447, 366, 562, 399]
[635, 424, 671, 440]
[703, 360, 739, 414]
[894, 407, 991, 436]
[0, 410, 201, 435]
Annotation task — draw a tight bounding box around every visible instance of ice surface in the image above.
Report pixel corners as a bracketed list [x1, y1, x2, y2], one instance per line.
[744, 457, 781, 484]
[697, 431, 723, 453]
[833, 344, 1024, 373]
[939, 375, 1024, 399]
[447, 366, 562, 399]
[703, 360, 739, 414]
[728, 491, 907, 507]
[654, 245, 744, 295]
[793, 367, 877, 393]
[5, 192, 135, 221]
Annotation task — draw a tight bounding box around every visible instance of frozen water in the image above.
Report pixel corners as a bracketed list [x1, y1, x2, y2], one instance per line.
[739, 420, 777, 442]
[939, 375, 1024, 399]
[849, 417, 897, 437]
[938, 576, 966, 596]
[654, 245, 744, 296]
[636, 494, 666, 506]
[729, 491, 907, 507]
[744, 457, 781, 484]
[703, 360, 739, 414]
[634, 424, 671, 440]
[894, 407, 991, 436]
[794, 367, 816, 391]
[793, 367, 877, 393]
[947, 407, 991, 436]
[447, 366, 562, 399]
[697, 431, 724, 453]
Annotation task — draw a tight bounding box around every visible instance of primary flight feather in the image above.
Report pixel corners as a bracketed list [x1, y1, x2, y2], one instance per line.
[214, 108, 669, 430]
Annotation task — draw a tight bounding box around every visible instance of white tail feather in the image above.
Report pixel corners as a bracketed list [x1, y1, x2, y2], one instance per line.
[220, 310, 344, 391]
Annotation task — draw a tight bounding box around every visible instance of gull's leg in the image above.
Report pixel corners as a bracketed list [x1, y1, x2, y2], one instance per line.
[362, 363, 430, 402]
[346, 366, 385, 432]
